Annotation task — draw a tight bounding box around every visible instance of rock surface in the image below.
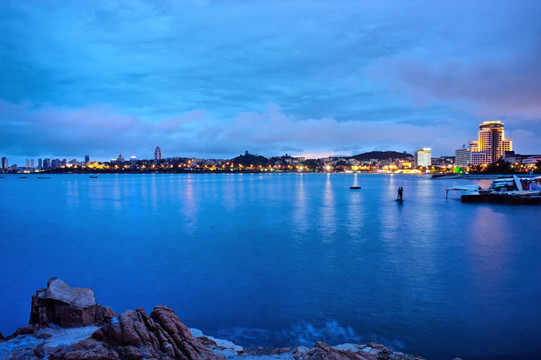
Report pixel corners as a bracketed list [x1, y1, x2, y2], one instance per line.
[190, 328, 244, 356]
[88, 305, 224, 360]
[29, 277, 116, 328]
[0, 278, 429, 360]
[295, 341, 424, 360]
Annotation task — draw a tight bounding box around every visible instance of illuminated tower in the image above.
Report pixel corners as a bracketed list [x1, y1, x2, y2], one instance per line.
[478, 121, 512, 163]
[154, 146, 162, 161]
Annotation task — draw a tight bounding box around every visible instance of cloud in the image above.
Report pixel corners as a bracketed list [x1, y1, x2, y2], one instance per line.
[0, 100, 470, 162]
[377, 43, 541, 119]
[0, 0, 423, 120]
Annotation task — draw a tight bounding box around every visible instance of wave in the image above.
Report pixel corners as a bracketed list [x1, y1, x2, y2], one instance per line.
[214, 320, 364, 348]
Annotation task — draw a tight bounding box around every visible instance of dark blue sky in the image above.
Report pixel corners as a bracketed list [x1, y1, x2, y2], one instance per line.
[1, 0, 540, 164]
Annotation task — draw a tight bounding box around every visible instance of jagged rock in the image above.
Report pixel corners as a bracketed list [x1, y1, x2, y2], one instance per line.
[151, 305, 222, 359]
[89, 306, 225, 360]
[292, 346, 310, 358]
[6, 324, 41, 340]
[4, 305, 225, 360]
[29, 278, 117, 328]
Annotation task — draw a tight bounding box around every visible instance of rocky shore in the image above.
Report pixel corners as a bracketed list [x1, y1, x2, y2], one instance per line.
[0, 278, 437, 360]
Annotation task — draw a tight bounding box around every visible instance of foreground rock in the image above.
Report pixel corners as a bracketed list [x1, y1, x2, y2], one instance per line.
[87, 305, 223, 360]
[0, 278, 429, 360]
[29, 277, 116, 328]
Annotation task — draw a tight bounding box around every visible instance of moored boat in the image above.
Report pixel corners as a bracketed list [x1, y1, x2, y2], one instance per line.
[446, 176, 541, 204]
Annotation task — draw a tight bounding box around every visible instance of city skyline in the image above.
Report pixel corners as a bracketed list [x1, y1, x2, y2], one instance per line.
[1, 1, 541, 165]
[0, 119, 536, 168]
[0, 119, 536, 167]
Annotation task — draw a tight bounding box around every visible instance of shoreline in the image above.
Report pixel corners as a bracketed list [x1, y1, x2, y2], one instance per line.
[0, 278, 434, 360]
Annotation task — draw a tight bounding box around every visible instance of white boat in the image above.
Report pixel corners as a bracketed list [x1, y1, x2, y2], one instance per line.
[446, 176, 541, 204]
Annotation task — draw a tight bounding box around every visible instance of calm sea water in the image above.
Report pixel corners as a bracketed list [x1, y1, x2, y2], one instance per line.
[1, 173, 540, 359]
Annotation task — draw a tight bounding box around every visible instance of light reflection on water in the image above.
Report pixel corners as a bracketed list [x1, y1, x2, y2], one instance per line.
[1, 173, 541, 360]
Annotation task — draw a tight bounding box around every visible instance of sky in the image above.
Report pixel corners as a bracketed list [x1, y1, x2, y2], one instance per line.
[1, 0, 540, 164]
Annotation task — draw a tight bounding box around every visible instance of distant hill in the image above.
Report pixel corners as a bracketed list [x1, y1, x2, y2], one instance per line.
[230, 152, 269, 166]
[351, 151, 413, 161]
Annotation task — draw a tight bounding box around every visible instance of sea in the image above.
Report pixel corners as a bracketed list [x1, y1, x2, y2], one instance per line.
[1, 173, 540, 359]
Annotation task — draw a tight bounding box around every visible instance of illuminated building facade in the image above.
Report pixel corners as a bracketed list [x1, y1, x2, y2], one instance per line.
[155, 146, 162, 161]
[414, 148, 431, 167]
[1, 157, 7, 170]
[502, 139, 512, 154]
[478, 121, 512, 163]
[455, 121, 513, 166]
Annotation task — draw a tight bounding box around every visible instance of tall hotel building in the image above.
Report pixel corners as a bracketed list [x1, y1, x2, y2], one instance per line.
[455, 121, 512, 166]
[478, 121, 512, 163]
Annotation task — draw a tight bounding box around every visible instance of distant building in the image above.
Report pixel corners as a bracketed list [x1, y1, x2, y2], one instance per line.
[502, 139, 513, 154]
[26, 159, 30, 168]
[455, 121, 513, 166]
[85, 155, 90, 164]
[43, 158, 51, 169]
[38, 158, 43, 170]
[455, 141, 477, 166]
[503, 152, 541, 166]
[1, 157, 7, 170]
[471, 151, 489, 166]
[117, 154, 125, 162]
[155, 146, 162, 161]
[478, 121, 512, 163]
[414, 148, 431, 167]
[31, 159, 34, 168]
